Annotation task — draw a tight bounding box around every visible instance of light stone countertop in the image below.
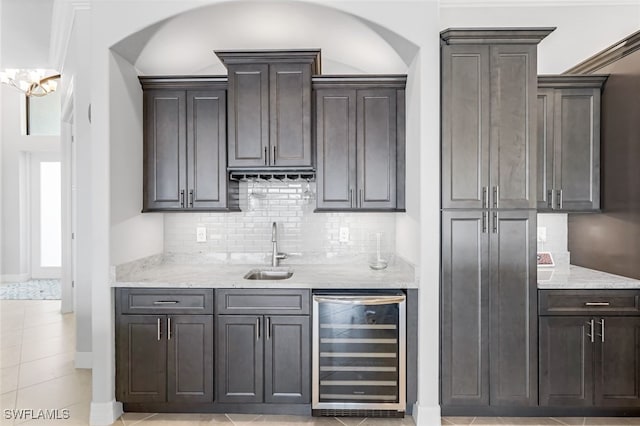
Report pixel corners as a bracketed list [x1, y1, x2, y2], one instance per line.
[112, 258, 418, 289]
[537, 264, 640, 290]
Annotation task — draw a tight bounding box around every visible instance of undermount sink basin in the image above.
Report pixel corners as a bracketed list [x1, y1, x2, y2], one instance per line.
[244, 269, 294, 280]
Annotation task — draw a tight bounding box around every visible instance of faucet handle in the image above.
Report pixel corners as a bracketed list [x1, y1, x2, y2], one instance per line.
[276, 253, 287, 260]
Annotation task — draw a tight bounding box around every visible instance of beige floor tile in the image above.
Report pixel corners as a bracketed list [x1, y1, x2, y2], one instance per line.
[15, 370, 91, 413]
[225, 413, 263, 424]
[0, 317, 24, 332]
[20, 319, 74, 341]
[17, 352, 76, 389]
[549, 419, 585, 426]
[445, 418, 476, 425]
[23, 301, 61, 315]
[471, 418, 502, 425]
[335, 418, 366, 426]
[120, 412, 157, 425]
[0, 345, 22, 369]
[442, 419, 455, 426]
[360, 417, 416, 425]
[0, 330, 22, 348]
[307, 418, 347, 425]
[136, 413, 232, 425]
[20, 334, 74, 363]
[22, 311, 73, 330]
[252, 414, 323, 424]
[500, 418, 566, 425]
[584, 419, 640, 426]
[1, 366, 19, 394]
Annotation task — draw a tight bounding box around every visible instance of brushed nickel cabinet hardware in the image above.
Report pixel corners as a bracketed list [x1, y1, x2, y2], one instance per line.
[482, 212, 488, 234]
[157, 318, 161, 341]
[264, 147, 268, 165]
[558, 189, 563, 209]
[586, 319, 595, 343]
[273, 146, 276, 165]
[266, 317, 271, 340]
[189, 190, 194, 207]
[547, 189, 554, 209]
[168, 317, 172, 340]
[256, 317, 261, 340]
[359, 189, 363, 207]
[585, 302, 610, 307]
[180, 190, 185, 208]
[493, 186, 499, 208]
[598, 318, 605, 342]
[492, 212, 499, 234]
[153, 300, 179, 305]
[349, 189, 353, 208]
[482, 187, 488, 209]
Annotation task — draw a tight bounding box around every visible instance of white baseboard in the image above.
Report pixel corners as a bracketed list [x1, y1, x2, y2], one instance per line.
[75, 351, 92, 369]
[1, 273, 30, 283]
[89, 400, 123, 426]
[412, 403, 441, 426]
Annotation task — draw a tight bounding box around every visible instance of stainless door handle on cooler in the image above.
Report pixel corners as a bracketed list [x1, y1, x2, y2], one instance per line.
[313, 295, 406, 305]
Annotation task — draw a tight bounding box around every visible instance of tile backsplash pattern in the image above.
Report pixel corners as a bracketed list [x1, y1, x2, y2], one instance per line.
[164, 181, 397, 264]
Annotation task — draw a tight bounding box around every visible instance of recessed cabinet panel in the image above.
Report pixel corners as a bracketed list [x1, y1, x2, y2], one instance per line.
[187, 91, 227, 208]
[144, 91, 186, 209]
[441, 46, 490, 209]
[537, 90, 554, 210]
[117, 315, 167, 403]
[595, 317, 640, 407]
[167, 315, 214, 403]
[441, 211, 489, 406]
[217, 315, 264, 403]
[489, 210, 537, 406]
[228, 65, 269, 167]
[539, 316, 594, 406]
[265, 315, 310, 404]
[490, 46, 536, 209]
[358, 90, 397, 209]
[270, 64, 312, 167]
[556, 89, 599, 210]
[316, 90, 357, 209]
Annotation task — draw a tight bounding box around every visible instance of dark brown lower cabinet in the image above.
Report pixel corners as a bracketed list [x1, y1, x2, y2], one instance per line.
[217, 314, 310, 404]
[540, 315, 640, 408]
[441, 210, 537, 409]
[117, 314, 214, 403]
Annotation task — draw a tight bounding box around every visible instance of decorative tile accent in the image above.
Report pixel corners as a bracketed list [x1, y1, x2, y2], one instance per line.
[0, 280, 61, 300]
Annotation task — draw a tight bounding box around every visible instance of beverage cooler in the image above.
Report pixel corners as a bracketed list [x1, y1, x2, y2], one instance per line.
[312, 291, 406, 417]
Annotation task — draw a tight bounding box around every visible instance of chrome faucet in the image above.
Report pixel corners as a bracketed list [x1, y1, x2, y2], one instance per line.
[271, 222, 287, 267]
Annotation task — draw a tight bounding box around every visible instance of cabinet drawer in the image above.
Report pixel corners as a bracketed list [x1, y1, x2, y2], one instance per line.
[117, 288, 214, 315]
[216, 289, 310, 315]
[539, 290, 640, 316]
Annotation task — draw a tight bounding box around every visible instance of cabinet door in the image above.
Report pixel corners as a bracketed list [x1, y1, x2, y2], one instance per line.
[227, 64, 269, 167]
[216, 315, 264, 403]
[537, 89, 555, 210]
[554, 88, 601, 211]
[595, 317, 640, 407]
[270, 63, 312, 167]
[167, 315, 214, 403]
[489, 210, 537, 406]
[489, 45, 537, 209]
[539, 316, 594, 406]
[357, 89, 397, 209]
[441, 211, 490, 406]
[116, 315, 167, 402]
[315, 89, 357, 210]
[264, 315, 310, 404]
[441, 44, 490, 209]
[187, 90, 228, 209]
[143, 90, 187, 210]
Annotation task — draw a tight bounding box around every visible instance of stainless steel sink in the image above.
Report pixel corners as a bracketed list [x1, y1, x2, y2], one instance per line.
[244, 269, 294, 280]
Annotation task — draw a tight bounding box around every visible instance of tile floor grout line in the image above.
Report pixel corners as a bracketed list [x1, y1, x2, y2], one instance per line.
[550, 417, 570, 426]
[126, 412, 158, 426]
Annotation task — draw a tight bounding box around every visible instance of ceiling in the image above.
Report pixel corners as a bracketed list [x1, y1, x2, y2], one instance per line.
[0, 0, 54, 68]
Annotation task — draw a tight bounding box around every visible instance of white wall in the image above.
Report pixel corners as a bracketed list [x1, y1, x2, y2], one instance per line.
[1, 87, 60, 281]
[0, 0, 53, 68]
[440, 3, 640, 74]
[109, 51, 163, 267]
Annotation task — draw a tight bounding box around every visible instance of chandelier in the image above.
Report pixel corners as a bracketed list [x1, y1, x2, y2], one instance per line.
[0, 69, 60, 97]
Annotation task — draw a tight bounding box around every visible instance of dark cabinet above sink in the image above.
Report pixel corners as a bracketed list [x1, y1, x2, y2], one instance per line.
[216, 50, 321, 171]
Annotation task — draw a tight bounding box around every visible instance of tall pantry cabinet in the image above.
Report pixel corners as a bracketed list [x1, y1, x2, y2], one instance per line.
[440, 28, 554, 413]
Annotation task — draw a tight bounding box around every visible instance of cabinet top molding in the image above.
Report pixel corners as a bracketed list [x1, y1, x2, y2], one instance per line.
[138, 75, 227, 90]
[312, 75, 407, 89]
[440, 27, 556, 45]
[566, 29, 640, 74]
[538, 74, 608, 89]
[215, 49, 321, 74]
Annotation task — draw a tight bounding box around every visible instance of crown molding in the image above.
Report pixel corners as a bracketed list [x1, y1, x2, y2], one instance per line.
[538, 74, 608, 89]
[50, 0, 90, 72]
[440, 28, 555, 45]
[565, 30, 640, 74]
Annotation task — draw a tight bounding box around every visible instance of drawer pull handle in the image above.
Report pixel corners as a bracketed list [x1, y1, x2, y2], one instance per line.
[153, 300, 179, 305]
[585, 302, 610, 307]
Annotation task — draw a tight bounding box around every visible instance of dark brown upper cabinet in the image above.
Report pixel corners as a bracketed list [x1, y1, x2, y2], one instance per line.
[441, 28, 555, 210]
[140, 77, 239, 212]
[215, 50, 320, 170]
[537, 75, 607, 212]
[313, 76, 406, 212]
